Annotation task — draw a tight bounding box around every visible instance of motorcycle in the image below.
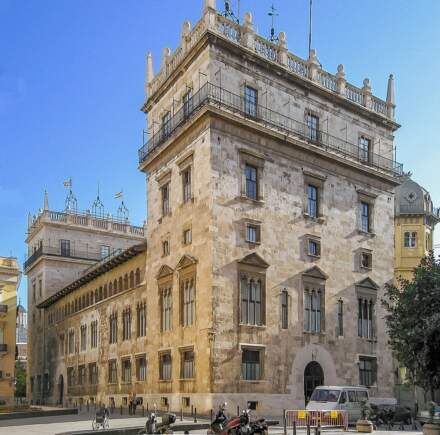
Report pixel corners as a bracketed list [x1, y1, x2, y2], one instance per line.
[138, 405, 176, 434]
[208, 403, 268, 435]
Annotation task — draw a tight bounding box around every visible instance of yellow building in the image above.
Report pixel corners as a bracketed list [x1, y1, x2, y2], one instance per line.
[0, 256, 20, 405]
[395, 176, 439, 281]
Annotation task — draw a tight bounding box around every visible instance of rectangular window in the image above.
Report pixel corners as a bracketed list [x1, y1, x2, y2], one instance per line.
[281, 290, 288, 329]
[162, 111, 171, 138]
[181, 350, 195, 379]
[122, 308, 131, 341]
[337, 300, 344, 337]
[246, 224, 260, 244]
[240, 275, 263, 326]
[181, 278, 195, 326]
[183, 228, 192, 245]
[100, 245, 110, 259]
[78, 365, 86, 385]
[80, 324, 87, 352]
[136, 356, 147, 381]
[307, 113, 319, 142]
[109, 313, 118, 344]
[245, 164, 258, 200]
[67, 368, 74, 387]
[359, 357, 376, 387]
[360, 202, 370, 233]
[359, 136, 371, 162]
[89, 363, 98, 385]
[308, 185, 318, 218]
[162, 240, 170, 256]
[244, 86, 258, 117]
[161, 287, 172, 332]
[108, 360, 117, 384]
[137, 303, 147, 337]
[182, 168, 192, 203]
[161, 184, 170, 216]
[38, 279, 42, 298]
[241, 349, 261, 380]
[59, 334, 65, 356]
[360, 252, 372, 269]
[308, 239, 321, 257]
[183, 90, 193, 118]
[159, 353, 172, 380]
[68, 329, 75, 354]
[60, 239, 70, 257]
[90, 320, 98, 348]
[304, 289, 322, 333]
[358, 298, 374, 339]
[404, 231, 417, 248]
[122, 358, 132, 383]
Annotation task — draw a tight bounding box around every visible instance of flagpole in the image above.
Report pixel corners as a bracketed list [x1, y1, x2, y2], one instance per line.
[308, 0, 312, 55]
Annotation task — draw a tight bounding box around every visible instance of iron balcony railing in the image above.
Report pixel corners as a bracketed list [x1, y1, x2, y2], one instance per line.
[139, 82, 403, 177]
[0, 344, 7, 353]
[0, 304, 7, 315]
[24, 245, 103, 270]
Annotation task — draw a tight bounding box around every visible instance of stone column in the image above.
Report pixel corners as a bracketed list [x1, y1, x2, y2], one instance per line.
[145, 53, 154, 97]
[181, 21, 191, 51]
[362, 78, 372, 109]
[386, 74, 395, 120]
[336, 64, 346, 95]
[278, 32, 288, 66]
[308, 49, 320, 82]
[241, 12, 255, 50]
[203, 0, 217, 29]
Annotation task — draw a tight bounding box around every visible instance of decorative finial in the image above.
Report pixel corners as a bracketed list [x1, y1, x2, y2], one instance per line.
[64, 178, 77, 213]
[43, 190, 49, 211]
[386, 74, 395, 105]
[268, 4, 279, 42]
[146, 53, 154, 85]
[161, 48, 171, 68]
[243, 11, 253, 29]
[204, 0, 216, 12]
[278, 31, 287, 48]
[362, 78, 371, 92]
[28, 212, 32, 228]
[92, 185, 105, 218]
[308, 48, 320, 65]
[182, 21, 191, 40]
[117, 201, 129, 221]
[336, 64, 345, 78]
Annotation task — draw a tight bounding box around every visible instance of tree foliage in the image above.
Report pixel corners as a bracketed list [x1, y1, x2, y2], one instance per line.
[383, 253, 440, 397]
[15, 363, 26, 398]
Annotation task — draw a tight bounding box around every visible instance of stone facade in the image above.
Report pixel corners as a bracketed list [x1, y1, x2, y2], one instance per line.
[32, 0, 404, 416]
[0, 256, 20, 405]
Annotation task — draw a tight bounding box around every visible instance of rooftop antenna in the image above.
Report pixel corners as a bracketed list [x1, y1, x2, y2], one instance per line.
[268, 4, 279, 42]
[223, 0, 239, 24]
[308, 0, 313, 55]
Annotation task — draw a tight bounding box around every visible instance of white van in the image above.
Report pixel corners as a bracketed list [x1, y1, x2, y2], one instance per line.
[305, 385, 369, 423]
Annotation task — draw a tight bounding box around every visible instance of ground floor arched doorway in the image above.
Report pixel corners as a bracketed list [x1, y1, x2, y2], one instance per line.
[58, 374, 64, 406]
[304, 361, 324, 404]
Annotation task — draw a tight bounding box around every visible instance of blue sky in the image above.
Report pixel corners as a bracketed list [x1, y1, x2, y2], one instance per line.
[1, 0, 439, 307]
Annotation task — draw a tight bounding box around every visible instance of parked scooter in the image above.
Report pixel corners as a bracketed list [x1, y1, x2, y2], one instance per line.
[138, 405, 176, 434]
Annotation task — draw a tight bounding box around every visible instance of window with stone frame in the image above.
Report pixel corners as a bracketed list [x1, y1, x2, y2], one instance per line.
[161, 183, 170, 216]
[90, 320, 98, 348]
[122, 307, 132, 341]
[356, 278, 378, 339]
[109, 312, 118, 344]
[135, 268, 141, 285]
[80, 324, 87, 352]
[307, 184, 318, 218]
[360, 251, 373, 269]
[162, 111, 171, 138]
[108, 360, 117, 384]
[359, 356, 377, 387]
[180, 276, 195, 327]
[121, 358, 132, 383]
[302, 267, 327, 333]
[68, 329, 75, 354]
[182, 167, 192, 203]
[337, 299, 344, 337]
[181, 349, 195, 379]
[78, 365, 86, 385]
[281, 290, 289, 329]
[245, 222, 261, 244]
[159, 352, 172, 380]
[307, 237, 321, 257]
[67, 367, 75, 387]
[241, 347, 263, 381]
[183, 228, 192, 245]
[183, 89, 193, 118]
[137, 302, 147, 337]
[306, 112, 320, 142]
[404, 231, 417, 248]
[302, 170, 326, 220]
[162, 240, 170, 256]
[359, 135, 372, 163]
[244, 85, 258, 118]
[89, 362, 98, 385]
[59, 334, 65, 356]
[136, 355, 147, 381]
[360, 202, 371, 233]
[239, 149, 265, 202]
[160, 285, 172, 332]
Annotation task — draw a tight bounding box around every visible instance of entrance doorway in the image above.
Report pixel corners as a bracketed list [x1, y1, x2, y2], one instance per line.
[304, 361, 324, 404]
[58, 374, 64, 406]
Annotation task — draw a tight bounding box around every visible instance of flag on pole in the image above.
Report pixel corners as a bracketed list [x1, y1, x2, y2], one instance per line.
[63, 178, 72, 188]
[114, 191, 123, 199]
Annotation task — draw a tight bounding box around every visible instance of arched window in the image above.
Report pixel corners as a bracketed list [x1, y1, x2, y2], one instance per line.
[94, 289, 98, 302]
[114, 279, 118, 293]
[90, 291, 94, 305]
[74, 299, 78, 312]
[135, 268, 141, 285]
[86, 293, 90, 306]
[99, 286, 103, 300]
[109, 282, 113, 296]
[129, 271, 134, 288]
[119, 277, 123, 292]
[103, 284, 107, 299]
[124, 274, 128, 290]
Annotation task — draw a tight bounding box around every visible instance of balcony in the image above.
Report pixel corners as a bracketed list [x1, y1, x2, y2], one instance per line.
[139, 82, 403, 178]
[0, 304, 7, 316]
[0, 344, 7, 353]
[24, 245, 104, 271]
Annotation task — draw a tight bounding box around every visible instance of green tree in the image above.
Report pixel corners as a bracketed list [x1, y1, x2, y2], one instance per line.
[15, 363, 26, 398]
[383, 253, 440, 401]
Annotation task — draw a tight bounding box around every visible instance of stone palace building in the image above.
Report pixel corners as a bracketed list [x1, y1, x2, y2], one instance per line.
[28, 0, 404, 414]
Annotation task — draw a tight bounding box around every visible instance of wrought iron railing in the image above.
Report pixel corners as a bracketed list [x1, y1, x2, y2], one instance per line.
[24, 245, 103, 270]
[0, 304, 7, 314]
[139, 82, 403, 177]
